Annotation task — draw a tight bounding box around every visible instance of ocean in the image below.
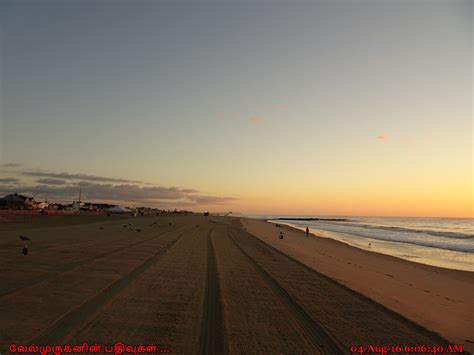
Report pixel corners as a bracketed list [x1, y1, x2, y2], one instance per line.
[241, 215, 473, 272]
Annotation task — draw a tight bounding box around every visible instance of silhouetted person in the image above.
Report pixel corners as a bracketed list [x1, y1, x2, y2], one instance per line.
[22, 245, 28, 256]
[279, 231, 284, 239]
[306, 227, 309, 237]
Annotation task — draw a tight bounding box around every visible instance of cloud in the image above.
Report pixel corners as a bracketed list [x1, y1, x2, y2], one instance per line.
[182, 188, 199, 193]
[22, 170, 142, 183]
[0, 181, 236, 207]
[0, 177, 19, 184]
[192, 195, 238, 204]
[0, 167, 236, 207]
[250, 116, 266, 125]
[62, 182, 191, 201]
[376, 135, 387, 141]
[36, 178, 68, 185]
[1, 163, 22, 168]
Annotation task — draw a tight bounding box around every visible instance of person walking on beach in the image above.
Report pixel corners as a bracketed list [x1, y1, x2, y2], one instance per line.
[306, 227, 309, 237]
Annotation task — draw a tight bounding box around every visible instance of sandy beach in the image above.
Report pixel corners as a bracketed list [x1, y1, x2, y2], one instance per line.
[0, 215, 471, 354]
[242, 218, 474, 353]
[2, 1, 471, 353]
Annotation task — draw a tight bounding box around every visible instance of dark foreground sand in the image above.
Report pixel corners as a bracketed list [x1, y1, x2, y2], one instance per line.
[0, 215, 470, 354]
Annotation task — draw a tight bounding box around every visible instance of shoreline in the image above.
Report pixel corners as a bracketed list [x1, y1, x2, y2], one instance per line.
[1, 215, 471, 353]
[269, 220, 473, 272]
[241, 217, 474, 352]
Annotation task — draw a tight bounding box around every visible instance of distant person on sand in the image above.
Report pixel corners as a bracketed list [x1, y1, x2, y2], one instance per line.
[19, 235, 30, 256]
[306, 227, 309, 237]
[279, 231, 284, 239]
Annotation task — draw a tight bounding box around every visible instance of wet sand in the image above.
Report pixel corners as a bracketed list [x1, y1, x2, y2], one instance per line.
[0, 215, 469, 354]
[242, 218, 474, 353]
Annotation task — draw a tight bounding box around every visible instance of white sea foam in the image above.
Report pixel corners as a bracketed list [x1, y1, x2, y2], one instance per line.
[264, 216, 474, 272]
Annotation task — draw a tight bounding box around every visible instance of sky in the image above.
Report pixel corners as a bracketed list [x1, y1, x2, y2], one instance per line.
[0, 0, 472, 217]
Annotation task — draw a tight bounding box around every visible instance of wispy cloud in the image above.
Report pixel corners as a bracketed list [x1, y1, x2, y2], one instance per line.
[36, 178, 68, 185]
[192, 195, 237, 204]
[1, 163, 22, 168]
[22, 170, 141, 183]
[250, 116, 266, 125]
[376, 135, 387, 142]
[181, 188, 199, 194]
[0, 177, 20, 184]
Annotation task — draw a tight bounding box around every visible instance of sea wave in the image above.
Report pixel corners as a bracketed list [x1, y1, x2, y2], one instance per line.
[275, 219, 474, 253]
[341, 223, 474, 240]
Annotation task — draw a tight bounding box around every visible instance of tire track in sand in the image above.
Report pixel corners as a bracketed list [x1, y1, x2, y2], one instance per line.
[0, 226, 185, 298]
[228, 229, 345, 354]
[232, 226, 456, 352]
[199, 227, 225, 355]
[33, 229, 188, 345]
